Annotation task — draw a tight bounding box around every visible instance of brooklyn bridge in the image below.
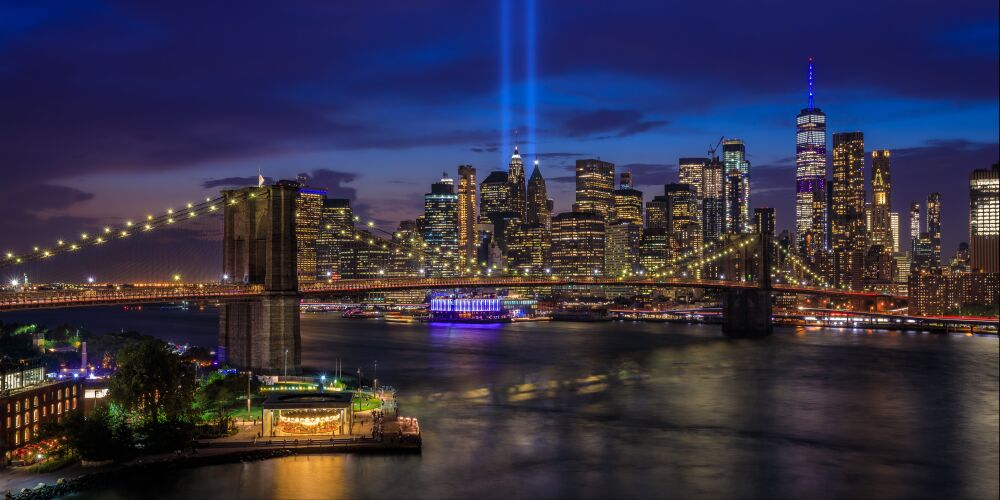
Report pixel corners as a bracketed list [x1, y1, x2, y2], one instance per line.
[1, 183, 906, 374]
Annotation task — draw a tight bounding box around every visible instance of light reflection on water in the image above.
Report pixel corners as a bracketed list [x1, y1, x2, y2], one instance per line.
[8, 308, 993, 499]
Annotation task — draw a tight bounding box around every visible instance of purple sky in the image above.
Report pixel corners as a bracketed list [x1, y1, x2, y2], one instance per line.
[1, 0, 997, 282]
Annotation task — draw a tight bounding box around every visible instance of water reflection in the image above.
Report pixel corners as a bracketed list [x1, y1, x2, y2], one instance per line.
[13, 309, 992, 499]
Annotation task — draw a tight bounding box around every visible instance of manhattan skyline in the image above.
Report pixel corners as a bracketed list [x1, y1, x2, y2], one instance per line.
[0, 1, 997, 282]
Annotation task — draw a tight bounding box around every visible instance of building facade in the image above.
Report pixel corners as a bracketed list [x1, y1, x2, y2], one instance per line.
[506, 223, 550, 276]
[551, 211, 605, 277]
[423, 174, 459, 277]
[722, 139, 750, 233]
[2, 359, 83, 465]
[507, 147, 526, 219]
[831, 132, 866, 290]
[574, 159, 616, 218]
[870, 150, 893, 250]
[295, 186, 327, 285]
[526, 161, 551, 230]
[969, 164, 999, 273]
[927, 192, 942, 268]
[795, 59, 828, 257]
[702, 157, 726, 243]
[317, 198, 354, 280]
[457, 165, 478, 267]
[605, 222, 642, 276]
[612, 172, 644, 225]
[480, 171, 513, 222]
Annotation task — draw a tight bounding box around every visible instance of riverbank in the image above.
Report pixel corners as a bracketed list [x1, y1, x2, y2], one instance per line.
[3, 440, 420, 500]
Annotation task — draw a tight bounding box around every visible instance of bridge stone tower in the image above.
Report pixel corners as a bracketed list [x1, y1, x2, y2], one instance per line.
[722, 230, 774, 338]
[218, 182, 302, 374]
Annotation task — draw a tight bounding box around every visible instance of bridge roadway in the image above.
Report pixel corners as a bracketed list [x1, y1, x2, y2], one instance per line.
[0, 277, 901, 312]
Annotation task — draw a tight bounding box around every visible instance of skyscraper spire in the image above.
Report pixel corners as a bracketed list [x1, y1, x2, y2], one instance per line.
[808, 57, 815, 110]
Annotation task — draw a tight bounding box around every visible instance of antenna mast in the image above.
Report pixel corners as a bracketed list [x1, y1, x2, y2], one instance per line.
[808, 57, 815, 110]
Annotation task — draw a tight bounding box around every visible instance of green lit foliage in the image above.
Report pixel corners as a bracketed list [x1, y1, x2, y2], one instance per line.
[195, 372, 238, 431]
[60, 405, 133, 461]
[109, 338, 197, 425]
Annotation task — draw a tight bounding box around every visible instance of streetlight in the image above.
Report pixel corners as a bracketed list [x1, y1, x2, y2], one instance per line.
[87, 276, 95, 284]
[283, 349, 289, 377]
[247, 370, 253, 420]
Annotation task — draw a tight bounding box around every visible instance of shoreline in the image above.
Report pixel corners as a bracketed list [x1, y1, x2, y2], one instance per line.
[5, 443, 420, 500]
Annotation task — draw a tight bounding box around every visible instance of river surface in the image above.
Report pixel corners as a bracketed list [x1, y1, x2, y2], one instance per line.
[3, 307, 998, 499]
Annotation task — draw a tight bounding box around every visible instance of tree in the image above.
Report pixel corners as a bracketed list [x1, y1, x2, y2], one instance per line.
[61, 405, 133, 461]
[108, 338, 196, 425]
[195, 372, 237, 432]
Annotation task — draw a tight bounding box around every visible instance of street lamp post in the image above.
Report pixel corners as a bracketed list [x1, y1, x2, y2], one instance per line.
[284, 349, 288, 377]
[247, 370, 252, 420]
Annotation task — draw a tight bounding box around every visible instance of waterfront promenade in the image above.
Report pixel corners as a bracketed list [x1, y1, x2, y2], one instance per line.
[1, 406, 419, 497]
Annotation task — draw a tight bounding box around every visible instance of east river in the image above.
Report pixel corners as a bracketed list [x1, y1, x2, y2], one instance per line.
[4, 306, 998, 499]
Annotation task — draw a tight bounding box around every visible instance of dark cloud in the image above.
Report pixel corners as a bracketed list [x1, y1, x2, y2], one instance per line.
[297, 169, 360, 201]
[560, 109, 669, 139]
[619, 163, 677, 187]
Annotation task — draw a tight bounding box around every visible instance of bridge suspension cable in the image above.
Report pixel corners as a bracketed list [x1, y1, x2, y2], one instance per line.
[776, 245, 831, 289]
[0, 192, 254, 270]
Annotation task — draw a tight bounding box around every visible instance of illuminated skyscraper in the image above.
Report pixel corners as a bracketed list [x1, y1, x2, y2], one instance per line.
[702, 157, 726, 242]
[639, 227, 669, 274]
[645, 196, 668, 230]
[296, 185, 327, 285]
[612, 171, 644, 225]
[795, 58, 828, 256]
[388, 220, 423, 277]
[423, 173, 459, 277]
[723, 139, 750, 233]
[508, 146, 526, 218]
[506, 223, 549, 276]
[870, 150, 893, 250]
[754, 207, 775, 235]
[605, 222, 642, 276]
[339, 230, 390, 279]
[679, 157, 706, 200]
[574, 159, 616, 218]
[927, 192, 942, 267]
[551, 211, 605, 277]
[679, 157, 706, 237]
[890, 211, 901, 253]
[666, 183, 701, 257]
[480, 171, 512, 221]
[457, 165, 478, 266]
[526, 160, 550, 230]
[909, 201, 921, 251]
[969, 164, 999, 273]
[831, 131, 866, 289]
[725, 168, 745, 233]
[317, 198, 353, 280]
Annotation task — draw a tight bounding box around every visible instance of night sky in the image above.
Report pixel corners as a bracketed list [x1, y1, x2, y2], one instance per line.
[1, 1, 997, 281]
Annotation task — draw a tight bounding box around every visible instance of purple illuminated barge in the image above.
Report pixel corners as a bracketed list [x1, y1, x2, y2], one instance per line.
[428, 297, 537, 323]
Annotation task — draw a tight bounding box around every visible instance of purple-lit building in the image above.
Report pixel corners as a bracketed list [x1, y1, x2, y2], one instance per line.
[795, 58, 828, 258]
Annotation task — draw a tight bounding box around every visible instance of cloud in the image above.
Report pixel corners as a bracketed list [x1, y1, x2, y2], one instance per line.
[297, 169, 360, 201]
[560, 109, 669, 139]
[619, 163, 677, 187]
